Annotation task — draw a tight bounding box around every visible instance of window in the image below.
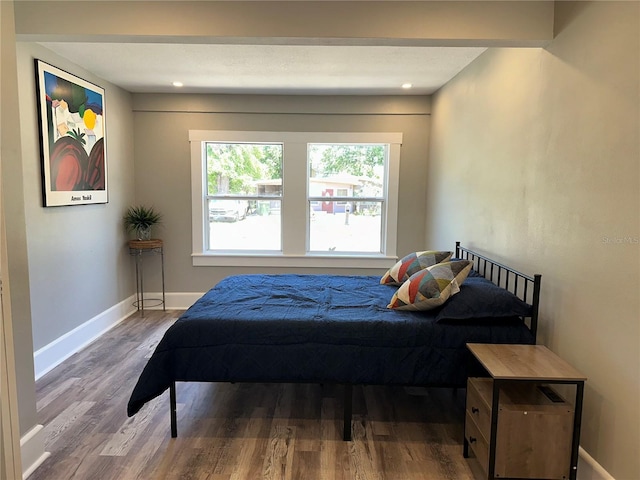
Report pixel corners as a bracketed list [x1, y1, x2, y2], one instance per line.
[308, 144, 385, 254]
[190, 131, 402, 268]
[205, 142, 283, 251]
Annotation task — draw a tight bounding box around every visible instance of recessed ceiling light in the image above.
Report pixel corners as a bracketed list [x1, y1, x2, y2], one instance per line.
[172, 81, 184, 87]
[402, 83, 413, 89]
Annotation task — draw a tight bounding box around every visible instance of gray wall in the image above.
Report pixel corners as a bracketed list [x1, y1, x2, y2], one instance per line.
[1, 0, 37, 438]
[427, 2, 639, 478]
[16, 44, 136, 352]
[132, 94, 431, 291]
[5, 34, 136, 440]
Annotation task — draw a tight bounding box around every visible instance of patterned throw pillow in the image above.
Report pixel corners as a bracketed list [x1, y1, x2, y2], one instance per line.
[380, 250, 453, 285]
[387, 260, 473, 311]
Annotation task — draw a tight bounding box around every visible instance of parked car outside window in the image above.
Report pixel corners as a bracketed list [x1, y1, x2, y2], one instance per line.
[209, 199, 249, 222]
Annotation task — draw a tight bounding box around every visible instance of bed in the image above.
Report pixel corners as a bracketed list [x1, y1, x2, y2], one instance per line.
[127, 242, 541, 440]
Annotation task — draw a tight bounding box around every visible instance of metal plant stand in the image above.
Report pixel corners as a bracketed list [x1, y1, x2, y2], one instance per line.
[128, 239, 165, 315]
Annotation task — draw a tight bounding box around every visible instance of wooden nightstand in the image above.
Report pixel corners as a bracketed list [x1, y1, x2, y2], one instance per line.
[464, 343, 586, 480]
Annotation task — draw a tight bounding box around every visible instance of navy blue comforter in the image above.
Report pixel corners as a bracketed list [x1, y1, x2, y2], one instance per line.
[127, 274, 533, 416]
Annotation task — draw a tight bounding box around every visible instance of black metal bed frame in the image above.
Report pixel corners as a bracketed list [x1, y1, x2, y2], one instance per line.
[168, 242, 543, 442]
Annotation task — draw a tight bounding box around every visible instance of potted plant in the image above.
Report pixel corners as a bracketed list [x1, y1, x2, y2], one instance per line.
[124, 205, 162, 240]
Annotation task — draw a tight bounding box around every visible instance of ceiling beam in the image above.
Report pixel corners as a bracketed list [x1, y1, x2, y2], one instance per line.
[15, 1, 554, 48]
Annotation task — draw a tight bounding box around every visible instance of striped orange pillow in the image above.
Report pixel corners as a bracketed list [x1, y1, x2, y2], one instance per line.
[380, 250, 452, 285]
[388, 260, 472, 311]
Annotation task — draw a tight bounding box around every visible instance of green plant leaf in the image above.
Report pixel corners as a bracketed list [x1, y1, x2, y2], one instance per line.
[124, 205, 162, 232]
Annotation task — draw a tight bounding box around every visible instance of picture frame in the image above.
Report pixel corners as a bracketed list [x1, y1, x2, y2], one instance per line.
[35, 59, 108, 207]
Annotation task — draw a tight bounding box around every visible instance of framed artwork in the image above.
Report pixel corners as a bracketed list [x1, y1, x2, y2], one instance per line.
[35, 59, 108, 206]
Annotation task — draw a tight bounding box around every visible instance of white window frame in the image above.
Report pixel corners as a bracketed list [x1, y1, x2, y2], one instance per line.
[190, 130, 402, 268]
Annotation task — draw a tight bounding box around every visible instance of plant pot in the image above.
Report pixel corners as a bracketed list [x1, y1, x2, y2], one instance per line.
[137, 227, 152, 240]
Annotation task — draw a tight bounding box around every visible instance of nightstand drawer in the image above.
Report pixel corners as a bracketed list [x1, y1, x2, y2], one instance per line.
[465, 410, 489, 474]
[466, 377, 492, 438]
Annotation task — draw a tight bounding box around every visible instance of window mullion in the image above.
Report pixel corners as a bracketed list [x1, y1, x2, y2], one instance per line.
[281, 141, 308, 255]
[308, 196, 384, 202]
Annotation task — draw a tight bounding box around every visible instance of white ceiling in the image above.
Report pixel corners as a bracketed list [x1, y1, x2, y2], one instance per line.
[39, 42, 487, 95]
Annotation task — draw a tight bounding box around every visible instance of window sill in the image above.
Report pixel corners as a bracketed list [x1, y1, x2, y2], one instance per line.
[192, 253, 397, 269]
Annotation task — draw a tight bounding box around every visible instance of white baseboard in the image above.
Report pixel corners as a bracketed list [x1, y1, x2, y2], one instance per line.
[33, 296, 137, 380]
[578, 447, 615, 480]
[135, 292, 204, 310]
[32, 293, 204, 379]
[167, 292, 204, 309]
[21, 424, 50, 479]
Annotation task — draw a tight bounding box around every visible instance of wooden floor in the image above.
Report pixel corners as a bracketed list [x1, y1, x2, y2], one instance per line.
[31, 310, 482, 480]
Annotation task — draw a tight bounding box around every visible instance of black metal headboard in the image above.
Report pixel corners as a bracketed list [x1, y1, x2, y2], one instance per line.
[455, 241, 542, 341]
